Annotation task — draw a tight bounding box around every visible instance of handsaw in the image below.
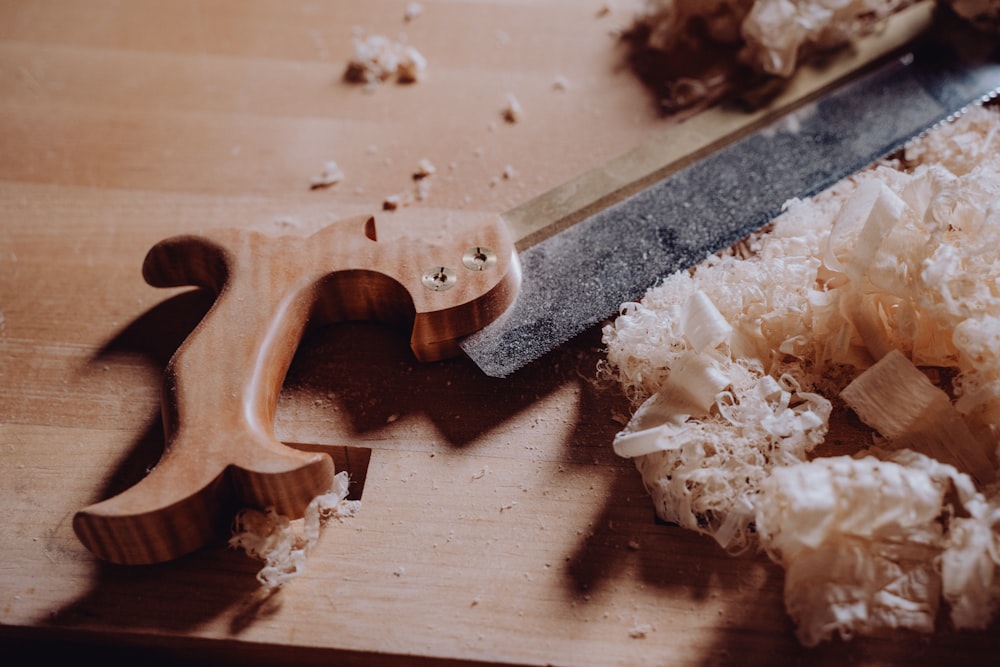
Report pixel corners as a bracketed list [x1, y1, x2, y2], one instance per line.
[461, 3, 1000, 377]
[75, 3, 1000, 565]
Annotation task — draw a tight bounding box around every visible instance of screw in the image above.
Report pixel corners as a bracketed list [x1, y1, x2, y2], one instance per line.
[422, 266, 457, 291]
[462, 246, 496, 271]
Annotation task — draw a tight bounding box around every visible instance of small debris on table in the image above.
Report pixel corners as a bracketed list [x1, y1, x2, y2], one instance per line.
[310, 160, 345, 190]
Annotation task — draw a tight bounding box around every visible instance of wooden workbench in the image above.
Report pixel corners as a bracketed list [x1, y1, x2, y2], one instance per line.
[2, 1, 997, 664]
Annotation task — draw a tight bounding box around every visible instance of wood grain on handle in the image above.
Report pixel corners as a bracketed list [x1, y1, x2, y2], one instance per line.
[73, 214, 519, 565]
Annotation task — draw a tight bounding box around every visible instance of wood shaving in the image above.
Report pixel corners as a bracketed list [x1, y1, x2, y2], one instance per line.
[602, 104, 1000, 644]
[229, 471, 360, 590]
[310, 160, 345, 190]
[382, 193, 406, 210]
[756, 450, 1000, 645]
[344, 34, 427, 88]
[381, 159, 438, 209]
[413, 158, 436, 179]
[624, 0, 916, 109]
[404, 2, 424, 22]
[639, 0, 913, 76]
[628, 623, 653, 638]
[502, 93, 523, 123]
[841, 349, 995, 485]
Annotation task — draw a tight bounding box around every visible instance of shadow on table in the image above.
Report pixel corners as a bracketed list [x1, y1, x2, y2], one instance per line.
[54, 285, 604, 642]
[559, 384, 1000, 667]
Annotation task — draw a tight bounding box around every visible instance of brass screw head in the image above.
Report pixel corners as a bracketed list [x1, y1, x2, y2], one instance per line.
[422, 266, 457, 291]
[462, 246, 496, 271]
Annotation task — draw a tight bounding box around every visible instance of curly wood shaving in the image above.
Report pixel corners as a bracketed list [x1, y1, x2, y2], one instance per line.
[756, 451, 997, 645]
[842, 349, 996, 484]
[229, 471, 360, 590]
[602, 105, 1000, 644]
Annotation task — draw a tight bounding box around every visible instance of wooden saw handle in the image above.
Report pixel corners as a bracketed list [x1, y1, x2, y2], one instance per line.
[73, 214, 519, 565]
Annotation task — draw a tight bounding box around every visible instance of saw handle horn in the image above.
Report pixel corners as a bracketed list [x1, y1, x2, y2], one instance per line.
[74, 215, 519, 565]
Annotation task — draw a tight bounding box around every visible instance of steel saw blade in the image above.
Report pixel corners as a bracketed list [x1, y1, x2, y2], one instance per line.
[460, 7, 1000, 378]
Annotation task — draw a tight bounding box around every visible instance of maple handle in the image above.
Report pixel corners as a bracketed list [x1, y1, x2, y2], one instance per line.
[74, 215, 519, 564]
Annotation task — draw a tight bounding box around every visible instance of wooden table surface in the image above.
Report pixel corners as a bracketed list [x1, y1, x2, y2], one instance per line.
[2, 1, 998, 665]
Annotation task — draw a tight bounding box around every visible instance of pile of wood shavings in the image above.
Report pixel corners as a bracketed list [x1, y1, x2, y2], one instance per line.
[624, 0, 916, 109]
[601, 104, 1000, 645]
[229, 471, 360, 590]
[627, 2, 1000, 109]
[640, 0, 915, 76]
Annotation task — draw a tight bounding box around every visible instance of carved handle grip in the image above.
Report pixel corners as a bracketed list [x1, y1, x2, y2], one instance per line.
[74, 215, 519, 564]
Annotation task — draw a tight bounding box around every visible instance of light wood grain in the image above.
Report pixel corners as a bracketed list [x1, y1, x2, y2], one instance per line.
[73, 213, 517, 565]
[2, 1, 998, 665]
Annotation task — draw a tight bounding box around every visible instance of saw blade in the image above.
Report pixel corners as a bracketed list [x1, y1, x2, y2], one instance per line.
[460, 15, 1000, 378]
